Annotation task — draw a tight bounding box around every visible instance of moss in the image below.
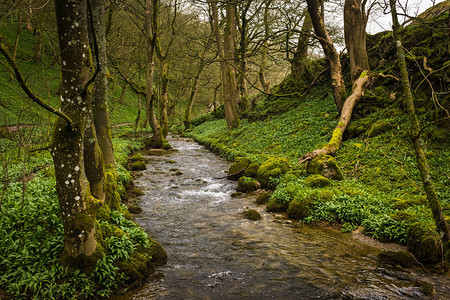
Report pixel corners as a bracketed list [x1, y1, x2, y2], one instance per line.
[256, 157, 289, 187]
[267, 197, 289, 212]
[128, 205, 143, 214]
[367, 120, 393, 137]
[129, 187, 145, 197]
[320, 190, 333, 202]
[306, 154, 343, 180]
[130, 161, 146, 171]
[243, 163, 260, 178]
[304, 174, 330, 188]
[378, 250, 417, 267]
[414, 281, 436, 296]
[42, 166, 55, 178]
[243, 209, 262, 221]
[231, 192, 242, 197]
[228, 157, 252, 180]
[128, 153, 145, 162]
[407, 222, 442, 264]
[255, 191, 271, 204]
[390, 211, 419, 224]
[287, 197, 314, 220]
[96, 205, 112, 222]
[115, 251, 151, 283]
[390, 197, 425, 210]
[237, 176, 260, 192]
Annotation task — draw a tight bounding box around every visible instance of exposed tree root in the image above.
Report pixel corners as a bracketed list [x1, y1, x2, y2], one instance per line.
[299, 72, 371, 165]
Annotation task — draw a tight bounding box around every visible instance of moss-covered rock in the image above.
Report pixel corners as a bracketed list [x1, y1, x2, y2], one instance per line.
[304, 174, 330, 188]
[378, 250, 417, 267]
[407, 223, 442, 264]
[228, 157, 252, 180]
[128, 187, 145, 197]
[267, 197, 289, 213]
[237, 176, 260, 192]
[131, 161, 147, 171]
[367, 120, 393, 137]
[414, 281, 436, 296]
[256, 157, 289, 187]
[231, 192, 242, 198]
[128, 205, 143, 214]
[255, 191, 271, 205]
[243, 163, 260, 178]
[243, 209, 262, 221]
[287, 197, 314, 220]
[391, 197, 426, 210]
[306, 154, 343, 180]
[128, 153, 145, 162]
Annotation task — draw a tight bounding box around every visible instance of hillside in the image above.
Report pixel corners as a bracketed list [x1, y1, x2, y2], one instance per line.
[186, 8, 450, 265]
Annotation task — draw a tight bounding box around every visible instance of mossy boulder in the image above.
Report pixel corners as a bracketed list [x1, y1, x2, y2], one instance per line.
[306, 154, 343, 180]
[256, 157, 289, 187]
[266, 197, 289, 213]
[237, 176, 261, 192]
[128, 205, 143, 214]
[228, 157, 252, 180]
[367, 120, 393, 137]
[243, 209, 262, 221]
[304, 174, 330, 188]
[378, 250, 417, 267]
[287, 197, 314, 220]
[255, 191, 271, 205]
[128, 153, 145, 162]
[407, 223, 442, 264]
[131, 161, 147, 171]
[243, 163, 260, 178]
[129, 187, 145, 197]
[391, 197, 426, 210]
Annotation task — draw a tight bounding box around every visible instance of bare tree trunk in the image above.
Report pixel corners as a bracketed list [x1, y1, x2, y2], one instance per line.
[33, 29, 43, 62]
[237, 1, 251, 111]
[211, 0, 239, 129]
[145, 0, 163, 147]
[307, 0, 345, 112]
[160, 57, 169, 138]
[299, 72, 370, 164]
[10, 14, 22, 82]
[389, 0, 449, 242]
[54, 0, 99, 265]
[344, 0, 369, 82]
[259, 0, 271, 93]
[291, 10, 312, 82]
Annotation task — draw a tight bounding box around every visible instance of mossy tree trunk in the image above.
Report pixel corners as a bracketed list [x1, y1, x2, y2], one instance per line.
[291, 10, 312, 83]
[344, 0, 370, 82]
[54, 0, 99, 262]
[307, 0, 345, 112]
[210, 0, 240, 129]
[145, 0, 163, 148]
[159, 57, 169, 138]
[389, 0, 449, 242]
[299, 72, 370, 164]
[91, 0, 116, 170]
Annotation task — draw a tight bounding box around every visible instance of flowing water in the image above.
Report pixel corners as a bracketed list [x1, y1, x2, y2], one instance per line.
[116, 136, 449, 300]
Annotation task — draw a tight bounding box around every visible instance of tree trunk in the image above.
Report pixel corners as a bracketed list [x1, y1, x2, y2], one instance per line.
[91, 0, 116, 169]
[344, 0, 369, 82]
[211, 0, 239, 129]
[291, 10, 312, 82]
[237, 2, 251, 111]
[54, 0, 98, 263]
[259, 0, 271, 93]
[299, 72, 370, 164]
[33, 29, 43, 62]
[389, 0, 449, 242]
[160, 57, 169, 138]
[307, 0, 345, 112]
[145, 0, 163, 147]
[10, 14, 22, 82]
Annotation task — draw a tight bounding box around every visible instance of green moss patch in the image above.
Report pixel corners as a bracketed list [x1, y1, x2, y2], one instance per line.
[228, 157, 252, 180]
[237, 176, 260, 192]
[243, 209, 262, 221]
[130, 161, 147, 171]
[306, 154, 343, 180]
[305, 174, 331, 188]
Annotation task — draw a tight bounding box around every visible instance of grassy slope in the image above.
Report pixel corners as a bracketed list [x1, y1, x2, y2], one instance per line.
[0, 22, 140, 126]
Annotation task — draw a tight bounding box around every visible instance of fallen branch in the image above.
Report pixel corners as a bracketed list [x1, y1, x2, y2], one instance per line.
[299, 72, 371, 165]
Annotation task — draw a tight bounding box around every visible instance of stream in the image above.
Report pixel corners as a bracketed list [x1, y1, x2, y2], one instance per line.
[116, 136, 449, 299]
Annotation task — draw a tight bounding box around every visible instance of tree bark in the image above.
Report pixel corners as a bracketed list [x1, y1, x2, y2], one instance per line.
[344, 0, 370, 82]
[54, 0, 98, 262]
[237, 1, 251, 111]
[33, 29, 43, 62]
[389, 0, 449, 242]
[91, 0, 116, 169]
[299, 72, 370, 164]
[307, 0, 345, 112]
[291, 10, 312, 82]
[211, 0, 240, 129]
[259, 0, 271, 93]
[145, 0, 163, 147]
[159, 57, 169, 138]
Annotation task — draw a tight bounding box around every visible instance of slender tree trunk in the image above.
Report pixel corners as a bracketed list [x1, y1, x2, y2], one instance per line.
[259, 0, 271, 93]
[307, 0, 345, 112]
[211, 0, 239, 129]
[54, 0, 98, 263]
[344, 0, 369, 82]
[299, 72, 370, 164]
[291, 10, 312, 82]
[237, 2, 251, 111]
[90, 0, 115, 169]
[34, 29, 43, 62]
[145, 0, 163, 147]
[10, 14, 22, 82]
[159, 57, 169, 138]
[389, 0, 449, 242]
